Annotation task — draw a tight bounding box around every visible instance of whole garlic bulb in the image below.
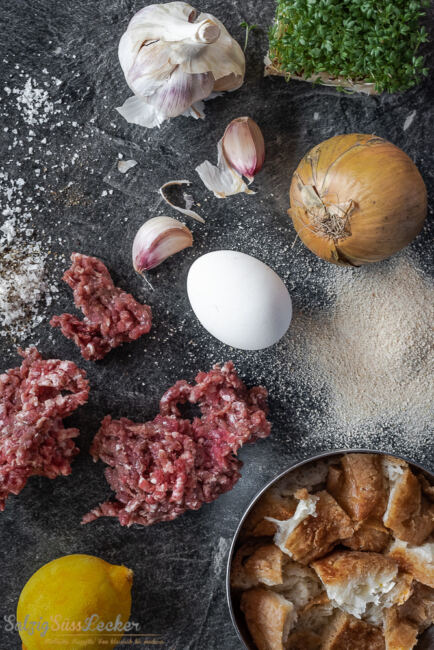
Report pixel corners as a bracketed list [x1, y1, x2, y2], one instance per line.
[117, 2, 245, 129]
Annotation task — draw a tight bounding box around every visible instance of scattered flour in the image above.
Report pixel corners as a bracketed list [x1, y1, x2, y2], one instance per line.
[293, 256, 433, 423]
[281, 254, 434, 452]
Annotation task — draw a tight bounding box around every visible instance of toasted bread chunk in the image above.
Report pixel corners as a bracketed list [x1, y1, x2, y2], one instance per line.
[399, 582, 434, 630]
[240, 588, 296, 650]
[287, 594, 334, 649]
[322, 610, 385, 650]
[389, 539, 434, 589]
[242, 490, 296, 539]
[383, 581, 434, 650]
[298, 593, 334, 630]
[274, 559, 323, 609]
[286, 629, 321, 649]
[342, 517, 390, 552]
[312, 551, 399, 621]
[383, 456, 408, 474]
[383, 466, 434, 545]
[231, 542, 285, 590]
[418, 474, 434, 502]
[269, 490, 354, 565]
[392, 572, 416, 607]
[383, 606, 418, 650]
[243, 544, 286, 588]
[327, 454, 387, 522]
[230, 541, 323, 608]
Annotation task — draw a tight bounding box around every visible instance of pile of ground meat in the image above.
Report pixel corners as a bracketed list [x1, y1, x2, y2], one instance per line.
[50, 253, 152, 361]
[0, 347, 89, 510]
[82, 362, 270, 527]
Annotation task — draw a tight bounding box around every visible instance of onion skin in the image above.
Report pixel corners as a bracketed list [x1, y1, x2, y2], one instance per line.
[289, 134, 427, 266]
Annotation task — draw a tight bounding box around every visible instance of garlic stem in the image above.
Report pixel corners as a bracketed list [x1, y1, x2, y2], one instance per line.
[195, 19, 220, 44]
[132, 216, 193, 273]
[149, 14, 220, 45]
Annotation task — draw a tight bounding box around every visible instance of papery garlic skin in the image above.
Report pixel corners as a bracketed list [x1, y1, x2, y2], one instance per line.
[196, 139, 254, 198]
[133, 216, 193, 273]
[222, 117, 265, 182]
[159, 180, 204, 223]
[196, 117, 265, 198]
[117, 2, 245, 128]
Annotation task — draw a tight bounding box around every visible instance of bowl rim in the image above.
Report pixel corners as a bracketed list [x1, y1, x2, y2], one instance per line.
[226, 447, 434, 650]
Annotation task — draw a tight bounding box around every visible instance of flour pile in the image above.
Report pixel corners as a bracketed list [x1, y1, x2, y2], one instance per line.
[290, 255, 433, 431]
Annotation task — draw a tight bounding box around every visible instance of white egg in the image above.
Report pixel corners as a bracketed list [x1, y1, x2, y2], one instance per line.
[187, 250, 292, 350]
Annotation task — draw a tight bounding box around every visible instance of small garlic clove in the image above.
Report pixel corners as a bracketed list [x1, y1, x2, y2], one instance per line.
[132, 216, 193, 273]
[222, 117, 265, 182]
[196, 138, 254, 198]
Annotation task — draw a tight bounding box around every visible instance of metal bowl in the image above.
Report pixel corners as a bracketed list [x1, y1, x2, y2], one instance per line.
[226, 448, 434, 650]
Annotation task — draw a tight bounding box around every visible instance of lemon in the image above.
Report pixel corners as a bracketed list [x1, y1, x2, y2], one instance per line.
[17, 554, 133, 650]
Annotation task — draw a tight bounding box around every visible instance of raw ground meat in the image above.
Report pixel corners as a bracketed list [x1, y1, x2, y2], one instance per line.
[83, 362, 270, 527]
[50, 253, 152, 361]
[0, 347, 89, 510]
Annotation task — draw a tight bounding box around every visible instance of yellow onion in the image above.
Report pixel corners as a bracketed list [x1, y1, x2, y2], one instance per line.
[289, 134, 427, 266]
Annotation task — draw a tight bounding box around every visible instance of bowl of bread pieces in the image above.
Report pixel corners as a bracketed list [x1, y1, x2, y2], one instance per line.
[227, 450, 434, 650]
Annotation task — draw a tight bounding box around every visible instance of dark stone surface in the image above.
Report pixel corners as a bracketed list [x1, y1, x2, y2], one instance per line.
[0, 1, 433, 649]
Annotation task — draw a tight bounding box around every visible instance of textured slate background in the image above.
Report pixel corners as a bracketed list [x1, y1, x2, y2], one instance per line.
[0, 1, 433, 648]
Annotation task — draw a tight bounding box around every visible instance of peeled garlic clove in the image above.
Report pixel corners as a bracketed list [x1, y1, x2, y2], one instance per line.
[222, 117, 265, 182]
[132, 216, 193, 273]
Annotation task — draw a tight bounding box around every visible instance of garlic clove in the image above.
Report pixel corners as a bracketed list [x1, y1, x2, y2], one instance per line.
[119, 61, 214, 126]
[196, 139, 254, 198]
[126, 41, 174, 97]
[132, 216, 193, 273]
[146, 67, 214, 119]
[212, 72, 244, 92]
[222, 117, 265, 181]
[196, 117, 265, 198]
